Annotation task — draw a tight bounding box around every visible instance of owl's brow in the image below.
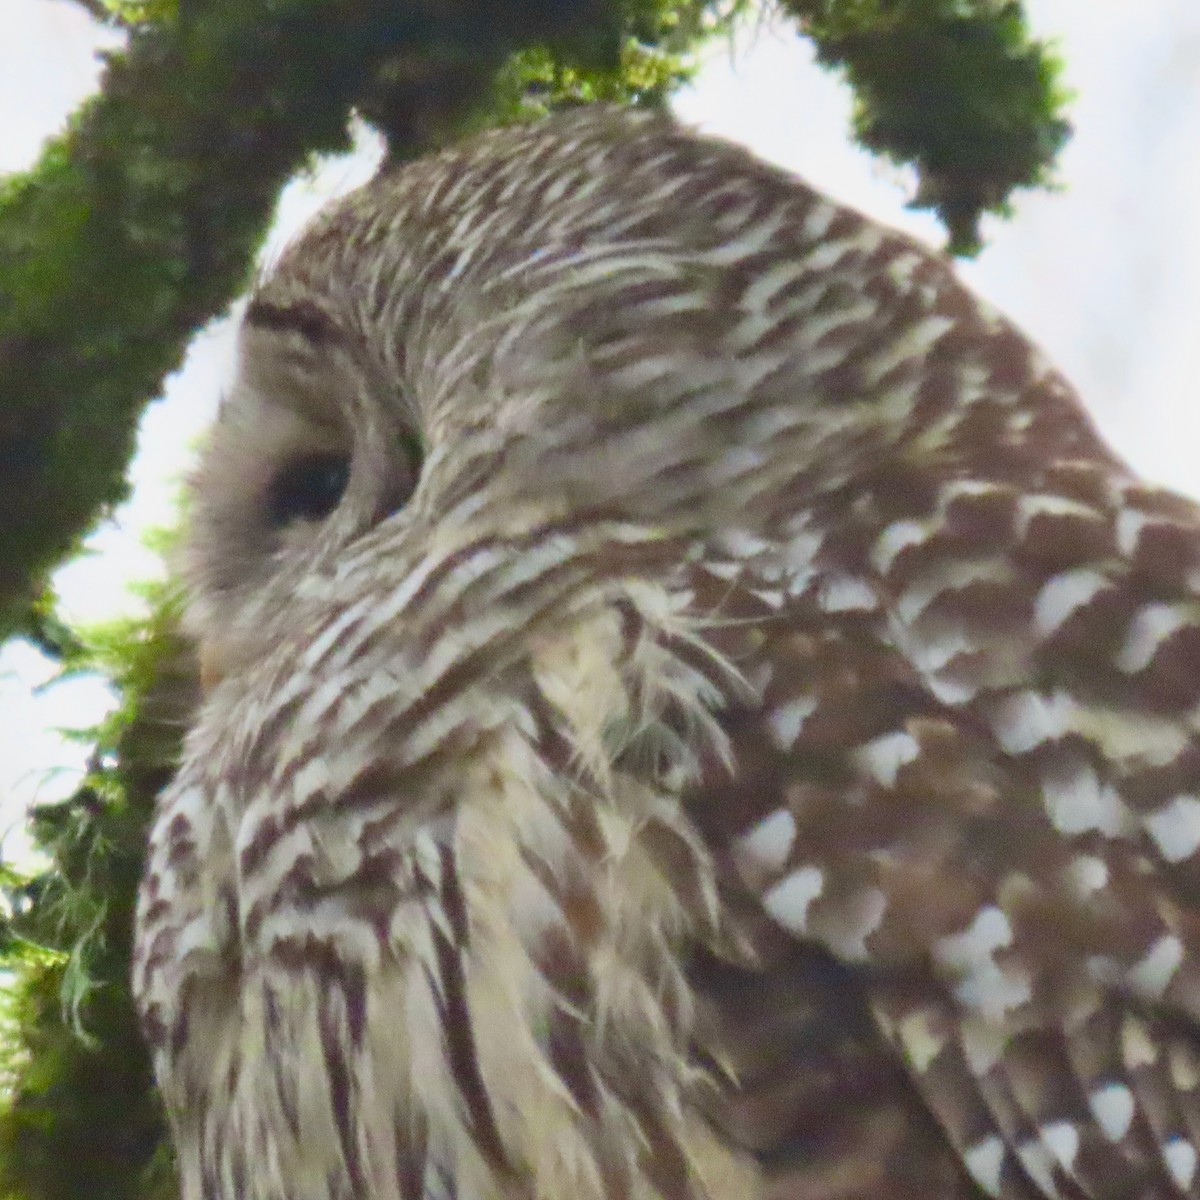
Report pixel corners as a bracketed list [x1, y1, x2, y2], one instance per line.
[245, 296, 349, 347]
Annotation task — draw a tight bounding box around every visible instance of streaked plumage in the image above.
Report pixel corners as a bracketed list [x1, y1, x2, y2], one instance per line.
[134, 105, 1200, 1200]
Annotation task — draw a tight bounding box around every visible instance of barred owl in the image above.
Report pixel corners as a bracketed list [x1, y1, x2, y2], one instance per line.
[133, 105, 1200, 1200]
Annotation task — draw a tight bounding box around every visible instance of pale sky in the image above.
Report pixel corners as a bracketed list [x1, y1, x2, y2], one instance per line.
[0, 0, 1198, 859]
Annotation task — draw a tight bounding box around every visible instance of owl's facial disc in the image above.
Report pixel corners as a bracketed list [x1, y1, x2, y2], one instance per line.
[195, 446, 352, 692]
[184, 310, 423, 689]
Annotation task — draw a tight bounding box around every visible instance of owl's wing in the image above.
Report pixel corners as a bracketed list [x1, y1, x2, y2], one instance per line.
[680, 442, 1200, 1199]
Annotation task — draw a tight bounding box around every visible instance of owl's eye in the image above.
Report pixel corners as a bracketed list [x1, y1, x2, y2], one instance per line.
[267, 453, 351, 527]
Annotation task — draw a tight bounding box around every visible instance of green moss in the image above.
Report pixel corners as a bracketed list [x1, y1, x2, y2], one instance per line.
[0, 586, 196, 1200]
[783, 0, 1071, 253]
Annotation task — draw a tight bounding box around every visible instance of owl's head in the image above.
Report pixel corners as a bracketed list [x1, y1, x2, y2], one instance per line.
[181, 105, 959, 688]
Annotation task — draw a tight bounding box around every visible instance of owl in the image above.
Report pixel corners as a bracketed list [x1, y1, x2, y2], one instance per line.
[133, 105, 1200, 1200]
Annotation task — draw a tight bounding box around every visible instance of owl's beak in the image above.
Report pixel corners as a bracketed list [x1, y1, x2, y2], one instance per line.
[198, 639, 227, 694]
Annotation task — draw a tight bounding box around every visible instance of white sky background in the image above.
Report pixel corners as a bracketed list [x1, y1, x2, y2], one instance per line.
[0, 0, 1198, 858]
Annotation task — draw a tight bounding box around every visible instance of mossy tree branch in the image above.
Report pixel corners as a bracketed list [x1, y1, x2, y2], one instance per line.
[784, 0, 1071, 254]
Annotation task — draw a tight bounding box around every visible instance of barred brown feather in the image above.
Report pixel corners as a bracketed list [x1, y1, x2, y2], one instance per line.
[134, 105, 1200, 1200]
